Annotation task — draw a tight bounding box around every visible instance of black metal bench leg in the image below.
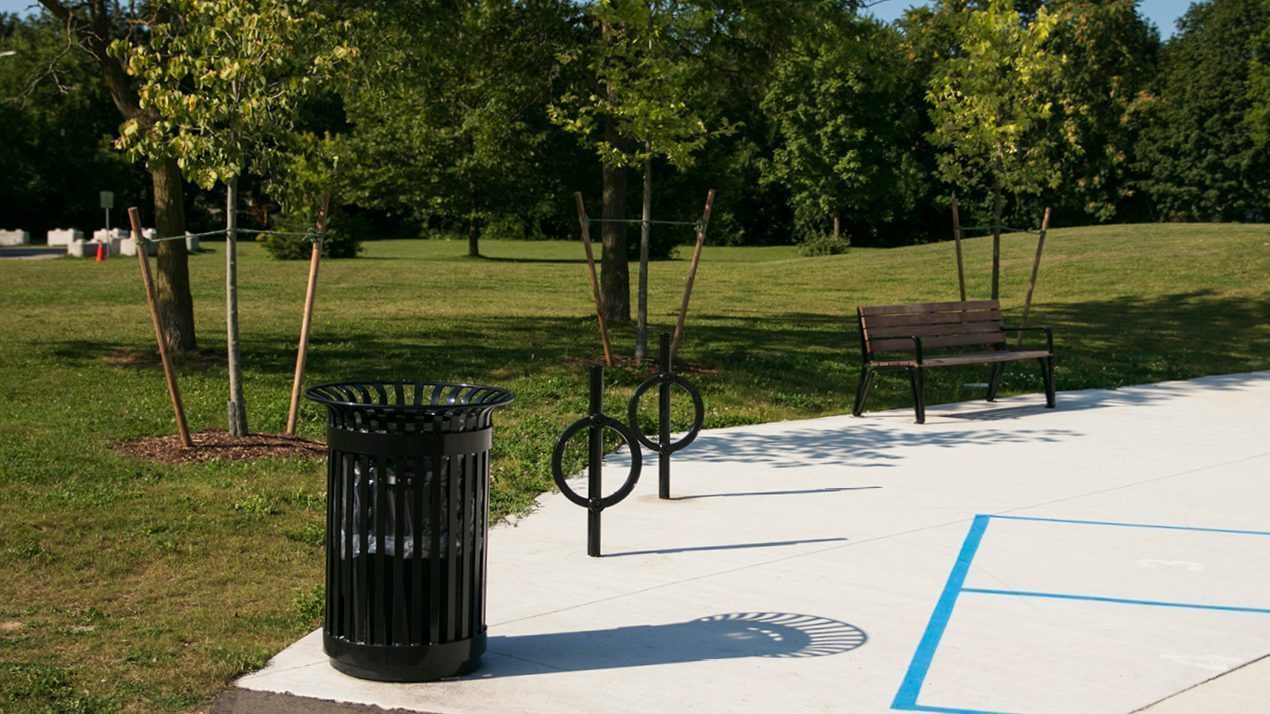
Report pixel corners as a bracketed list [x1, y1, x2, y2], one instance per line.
[852, 368, 875, 417]
[986, 363, 1005, 402]
[1040, 357, 1056, 408]
[908, 367, 926, 424]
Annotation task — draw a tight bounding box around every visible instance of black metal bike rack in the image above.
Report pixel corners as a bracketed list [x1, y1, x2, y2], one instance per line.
[628, 332, 704, 500]
[551, 365, 643, 557]
[551, 333, 706, 556]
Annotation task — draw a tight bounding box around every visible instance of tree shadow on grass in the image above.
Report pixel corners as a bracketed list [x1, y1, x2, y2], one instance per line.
[36, 290, 1270, 418]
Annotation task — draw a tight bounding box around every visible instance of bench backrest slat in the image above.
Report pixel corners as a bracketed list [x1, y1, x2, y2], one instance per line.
[866, 320, 1003, 340]
[858, 300, 1005, 356]
[858, 299, 998, 316]
[861, 308, 1002, 330]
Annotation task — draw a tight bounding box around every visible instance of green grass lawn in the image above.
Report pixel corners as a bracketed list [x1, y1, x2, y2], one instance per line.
[0, 223, 1267, 710]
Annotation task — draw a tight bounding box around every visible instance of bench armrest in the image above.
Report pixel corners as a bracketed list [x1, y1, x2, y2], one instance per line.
[1004, 325, 1053, 353]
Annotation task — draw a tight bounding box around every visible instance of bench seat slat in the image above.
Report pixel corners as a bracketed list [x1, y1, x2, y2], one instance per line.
[871, 349, 1051, 368]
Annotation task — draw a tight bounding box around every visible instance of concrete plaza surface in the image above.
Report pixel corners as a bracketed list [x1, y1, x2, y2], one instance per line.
[235, 372, 1270, 713]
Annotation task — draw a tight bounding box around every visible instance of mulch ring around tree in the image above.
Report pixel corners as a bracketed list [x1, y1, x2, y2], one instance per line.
[113, 430, 324, 465]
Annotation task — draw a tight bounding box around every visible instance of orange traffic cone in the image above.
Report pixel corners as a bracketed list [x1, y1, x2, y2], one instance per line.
[95, 241, 106, 262]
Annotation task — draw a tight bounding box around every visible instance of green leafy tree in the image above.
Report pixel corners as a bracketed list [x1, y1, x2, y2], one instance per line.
[115, 0, 354, 435]
[926, 0, 1062, 299]
[341, 0, 573, 258]
[36, 0, 197, 353]
[761, 12, 923, 247]
[552, 0, 721, 360]
[1041, 0, 1159, 222]
[1137, 0, 1269, 220]
[1251, 17, 1270, 148]
[0, 12, 146, 238]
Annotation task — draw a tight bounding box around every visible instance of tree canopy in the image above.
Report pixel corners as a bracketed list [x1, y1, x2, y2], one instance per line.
[4, 0, 1264, 272]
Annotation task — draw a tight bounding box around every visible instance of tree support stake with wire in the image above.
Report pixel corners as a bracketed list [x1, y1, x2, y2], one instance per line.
[129, 206, 192, 448]
[285, 193, 330, 436]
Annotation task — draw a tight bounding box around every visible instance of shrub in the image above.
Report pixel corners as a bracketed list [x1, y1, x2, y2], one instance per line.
[259, 208, 365, 260]
[797, 232, 850, 256]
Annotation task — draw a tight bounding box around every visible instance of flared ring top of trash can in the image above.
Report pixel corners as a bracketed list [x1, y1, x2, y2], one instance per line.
[305, 381, 514, 433]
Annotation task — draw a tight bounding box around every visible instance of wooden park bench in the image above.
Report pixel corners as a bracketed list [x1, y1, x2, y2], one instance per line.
[852, 300, 1055, 423]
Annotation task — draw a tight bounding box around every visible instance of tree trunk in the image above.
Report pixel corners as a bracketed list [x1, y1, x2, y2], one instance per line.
[39, 0, 197, 351]
[467, 209, 480, 258]
[635, 151, 651, 362]
[225, 177, 248, 436]
[152, 158, 196, 352]
[600, 122, 631, 323]
[832, 209, 841, 242]
[991, 181, 1003, 301]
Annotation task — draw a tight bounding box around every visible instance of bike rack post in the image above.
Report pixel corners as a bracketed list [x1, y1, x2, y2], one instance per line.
[629, 332, 705, 500]
[658, 333, 672, 498]
[587, 365, 604, 556]
[552, 364, 643, 557]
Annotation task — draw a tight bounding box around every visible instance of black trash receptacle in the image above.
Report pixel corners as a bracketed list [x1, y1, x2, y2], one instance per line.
[305, 381, 514, 682]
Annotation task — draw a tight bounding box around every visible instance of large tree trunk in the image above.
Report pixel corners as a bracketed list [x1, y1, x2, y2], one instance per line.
[152, 158, 196, 352]
[467, 209, 480, 258]
[41, 0, 197, 352]
[600, 121, 631, 323]
[225, 178, 248, 436]
[635, 151, 651, 361]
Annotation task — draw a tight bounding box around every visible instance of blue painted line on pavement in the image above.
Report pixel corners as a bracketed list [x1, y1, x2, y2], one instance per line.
[962, 587, 1270, 615]
[990, 514, 1270, 537]
[891, 515, 991, 712]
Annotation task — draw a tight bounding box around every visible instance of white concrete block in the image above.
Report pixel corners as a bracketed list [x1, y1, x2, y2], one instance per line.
[66, 239, 94, 258]
[46, 228, 82, 246]
[0, 229, 30, 246]
[92, 228, 128, 243]
[116, 238, 156, 257]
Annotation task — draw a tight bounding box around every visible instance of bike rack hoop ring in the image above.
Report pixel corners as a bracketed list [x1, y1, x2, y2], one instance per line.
[550, 414, 643, 510]
[627, 373, 705, 453]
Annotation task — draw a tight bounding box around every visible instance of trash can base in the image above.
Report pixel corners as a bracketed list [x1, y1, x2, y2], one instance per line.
[324, 632, 485, 682]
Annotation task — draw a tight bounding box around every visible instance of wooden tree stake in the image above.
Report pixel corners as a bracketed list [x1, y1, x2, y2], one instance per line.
[1016, 206, 1052, 347]
[575, 192, 613, 367]
[951, 192, 966, 301]
[129, 207, 193, 448]
[671, 189, 715, 366]
[286, 194, 330, 436]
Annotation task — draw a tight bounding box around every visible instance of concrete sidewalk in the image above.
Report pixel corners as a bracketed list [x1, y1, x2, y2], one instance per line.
[232, 372, 1270, 713]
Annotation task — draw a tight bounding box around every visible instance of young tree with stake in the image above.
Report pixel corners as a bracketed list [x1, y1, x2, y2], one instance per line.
[114, 0, 355, 436]
[927, 0, 1062, 299]
[552, 0, 717, 361]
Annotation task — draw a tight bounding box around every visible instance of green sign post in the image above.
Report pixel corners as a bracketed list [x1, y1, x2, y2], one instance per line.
[100, 191, 114, 231]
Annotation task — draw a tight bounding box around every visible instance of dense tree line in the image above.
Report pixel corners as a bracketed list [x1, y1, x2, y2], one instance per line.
[3, 0, 1266, 261]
